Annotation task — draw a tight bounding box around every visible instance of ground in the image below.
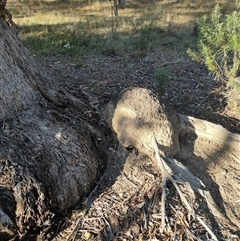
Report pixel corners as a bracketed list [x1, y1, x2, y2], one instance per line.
[2, 0, 239, 240]
[36, 46, 240, 240]
[36, 47, 239, 133]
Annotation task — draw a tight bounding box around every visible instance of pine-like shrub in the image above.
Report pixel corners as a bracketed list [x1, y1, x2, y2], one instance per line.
[187, 5, 240, 116]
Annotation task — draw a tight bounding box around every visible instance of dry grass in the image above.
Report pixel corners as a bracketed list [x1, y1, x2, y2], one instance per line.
[6, 0, 238, 57]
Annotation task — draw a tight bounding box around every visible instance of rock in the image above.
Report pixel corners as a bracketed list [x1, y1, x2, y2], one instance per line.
[103, 87, 180, 157]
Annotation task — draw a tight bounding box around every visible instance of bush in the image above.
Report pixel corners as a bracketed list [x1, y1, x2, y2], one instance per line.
[187, 5, 240, 116]
[154, 66, 169, 93]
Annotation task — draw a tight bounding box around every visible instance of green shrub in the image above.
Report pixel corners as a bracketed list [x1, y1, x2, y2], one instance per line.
[154, 66, 169, 93]
[131, 15, 156, 58]
[187, 4, 240, 116]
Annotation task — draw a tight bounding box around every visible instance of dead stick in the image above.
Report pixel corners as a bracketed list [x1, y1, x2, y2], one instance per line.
[0, 221, 14, 236]
[152, 136, 171, 232]
[160, 59, 183, 67]
[160, 175, 167, 232]
[152, 136, 219, 241]
[67, 216, 83, 241]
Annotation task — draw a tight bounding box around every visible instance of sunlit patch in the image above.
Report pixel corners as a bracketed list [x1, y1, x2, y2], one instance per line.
[55, 131, 62, 141]
[55, 131, 69, 144]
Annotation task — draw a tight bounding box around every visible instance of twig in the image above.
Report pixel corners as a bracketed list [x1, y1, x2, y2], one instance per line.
[196, 215, 219, 241]
[102, 217, 114, 240]
[231, 153, 240, 164]
[67, 170, 110, 241]
[160, 173, 167, 232]
[0, 208, 14, 236]
[0, 221, 14, 236]
[66, 217, 82, 241]
[160, 59, 183, 67]
[152, 136, 218, 241]
[152, 136, 172, 233]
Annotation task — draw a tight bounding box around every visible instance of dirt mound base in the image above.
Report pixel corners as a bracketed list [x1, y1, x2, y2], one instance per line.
[103, 87, 180, 157]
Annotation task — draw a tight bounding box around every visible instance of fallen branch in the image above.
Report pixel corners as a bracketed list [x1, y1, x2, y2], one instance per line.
[164, 157, 233, 229]
[152, 136, 219, 241]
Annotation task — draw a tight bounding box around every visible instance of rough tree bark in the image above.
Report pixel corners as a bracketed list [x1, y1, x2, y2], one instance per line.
[0, 2, 108, 240]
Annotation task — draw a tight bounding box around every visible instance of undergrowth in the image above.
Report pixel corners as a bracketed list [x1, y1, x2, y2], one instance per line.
[8, 0, 239, 59]
[8, 0, 214, 58]
[187, 4, 240, 117]
[154, 67, 169, 93]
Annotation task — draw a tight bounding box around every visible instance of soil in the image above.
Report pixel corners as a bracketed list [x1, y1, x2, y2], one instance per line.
[36, 46, 240, 240]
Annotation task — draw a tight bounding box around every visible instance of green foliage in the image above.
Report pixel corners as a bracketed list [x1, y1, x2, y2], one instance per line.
[154, 67, 169, 93]
[187, 5, 240, 114]
[131, 15, 156, 58]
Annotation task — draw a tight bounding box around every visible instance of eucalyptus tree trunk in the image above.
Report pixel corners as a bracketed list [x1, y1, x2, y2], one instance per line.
[0, 2, 107, 240]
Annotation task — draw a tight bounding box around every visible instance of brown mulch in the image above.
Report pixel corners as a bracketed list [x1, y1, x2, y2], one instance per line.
[37, 49, 239, 134]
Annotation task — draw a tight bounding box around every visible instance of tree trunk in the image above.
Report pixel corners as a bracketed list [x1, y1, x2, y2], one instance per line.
[113, 0, 126, 17]
[113, 0, 119, 17]
[0, 4, 108, 240]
